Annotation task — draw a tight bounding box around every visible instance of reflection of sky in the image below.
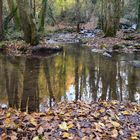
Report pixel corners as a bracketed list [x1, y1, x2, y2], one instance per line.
[66, 85, 75, 101]
[135, 92, 140, 104]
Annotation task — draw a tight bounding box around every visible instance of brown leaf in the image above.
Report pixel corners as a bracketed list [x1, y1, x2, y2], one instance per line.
[111, 129, 118, 138]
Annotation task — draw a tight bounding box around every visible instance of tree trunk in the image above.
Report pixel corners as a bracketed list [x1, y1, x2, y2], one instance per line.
[76, 0, 81, 33]
[0, 0, 3, 40]
[16, 0, 38, 45]
[39, 0, 47, 32]
[7, 0, 21, 30]
[33, 0, 36, 17]
[102, 0, 121, 37]
[137, 0, 140, 31]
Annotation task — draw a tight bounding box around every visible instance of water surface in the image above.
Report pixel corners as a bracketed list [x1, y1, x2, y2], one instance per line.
[0, 44, 140, 112]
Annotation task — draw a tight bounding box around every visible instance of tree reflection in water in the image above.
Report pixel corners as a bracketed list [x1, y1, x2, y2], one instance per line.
[0, 45, 140, 112]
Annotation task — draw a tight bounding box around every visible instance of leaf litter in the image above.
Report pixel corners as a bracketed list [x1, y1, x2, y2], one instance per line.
[0, 100, 140, 140]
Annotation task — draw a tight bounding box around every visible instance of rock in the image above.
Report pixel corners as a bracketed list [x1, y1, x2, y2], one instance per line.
[134, 45, 140, 49]
[47, 39, 58, 44]
[130, 61, 140, 68]
[32, 46, 63, 56]
[100, 44, 107, 49]
[91, 49, 104, 53]
[124, 36, 135, 40]
[113, 45, 124, 50]
[103, 52, 112, 58]
[119, 23, 130, 30]
[131, 24, 137, 30]
[0, 104, 8, 109]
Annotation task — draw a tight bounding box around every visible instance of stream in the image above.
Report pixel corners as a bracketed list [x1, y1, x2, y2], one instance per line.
[0, 43, 140, 112]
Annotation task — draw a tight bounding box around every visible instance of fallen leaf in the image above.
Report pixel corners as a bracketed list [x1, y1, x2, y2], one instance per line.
[62, 132, 70, 138]
[111, 129, 118, 138]
[111, 121, 120, 128]
[59, 122, 69, 131]
[121, 111, 130, 115]
[32, 136, 40, 140]
[131, 134, 138, 140]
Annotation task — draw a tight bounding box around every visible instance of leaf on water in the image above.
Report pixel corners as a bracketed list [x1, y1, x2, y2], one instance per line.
[59, 122, 69, 131]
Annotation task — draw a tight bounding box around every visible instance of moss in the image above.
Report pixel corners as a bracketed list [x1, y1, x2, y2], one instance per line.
[134, 45, 140, 49]
[0, 42, 7, 50]
[124, 36, 135, 40]
[100, 44, 107, 49]
[113, 45, 123, 50]
[105, 27, 116, 37]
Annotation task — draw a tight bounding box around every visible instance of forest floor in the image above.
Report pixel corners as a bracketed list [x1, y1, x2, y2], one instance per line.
[86, 31, 140, 53]
[0, 100, 140, 140]
[0, 40, 63, 57]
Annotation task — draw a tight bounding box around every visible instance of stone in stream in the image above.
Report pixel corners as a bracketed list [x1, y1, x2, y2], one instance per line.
[91, 49, 104, 53]
[32, 46, 63, 56]
[130, 61, 140, 68]
[103, 52, 112, 58]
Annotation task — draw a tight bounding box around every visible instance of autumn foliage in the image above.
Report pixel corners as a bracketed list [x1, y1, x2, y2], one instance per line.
[0, 100, 140, 139]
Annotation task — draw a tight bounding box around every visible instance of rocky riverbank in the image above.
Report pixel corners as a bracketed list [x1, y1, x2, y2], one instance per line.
[0, 40, 63, 57]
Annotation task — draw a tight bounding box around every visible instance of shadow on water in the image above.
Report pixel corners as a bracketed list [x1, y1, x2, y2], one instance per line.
[0, 44, 140, 112]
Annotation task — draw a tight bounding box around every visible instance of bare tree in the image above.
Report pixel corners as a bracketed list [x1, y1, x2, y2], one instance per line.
[0, 0, 3, 40]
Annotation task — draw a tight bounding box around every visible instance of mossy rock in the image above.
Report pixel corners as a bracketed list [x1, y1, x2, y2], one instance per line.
[81, 38, 88, 44]
[100, 44, 107, 49]
[134, 45, 140, 49]
[32, 46, 63, 56]
[0, 42, 7, 51]
[124, 36, 135, 40]
[18, 46, 28, 53]
[113, 45, 123, 50]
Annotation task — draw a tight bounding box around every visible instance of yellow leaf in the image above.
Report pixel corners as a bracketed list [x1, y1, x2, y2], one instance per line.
[30, 118, 37, 126]
[111, 121, 120, 128]
[6, 113, 11, 118]
[68, 123, 74, 129]
[32, 136, 40, 140]
[131, 136, 138, 140]
[99, 108, 105, 113]
[4, 118, 16, 128]
[62, 132, 70, 138]
[112, 101, 118, 105]
[92, 112, 100, 118]
[121, 111, 130, 115]
[131, 134, 138, 140]
[59, 122, 69, 131]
